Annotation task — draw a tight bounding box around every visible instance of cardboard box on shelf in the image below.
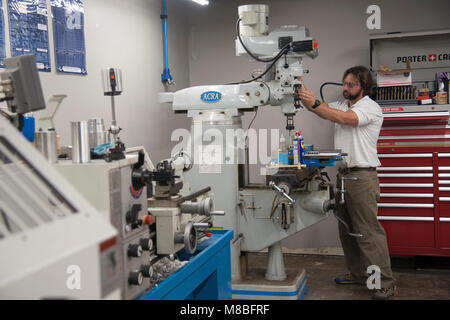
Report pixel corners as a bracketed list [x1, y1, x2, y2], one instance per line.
[377, 62, 412, 87]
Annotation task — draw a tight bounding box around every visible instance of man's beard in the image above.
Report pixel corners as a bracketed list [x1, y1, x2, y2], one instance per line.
[343, 88, 363, 101]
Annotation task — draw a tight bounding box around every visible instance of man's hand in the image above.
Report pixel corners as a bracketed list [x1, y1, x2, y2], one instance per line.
[297, 85, 316, 111]
[295, 81, 358, 126]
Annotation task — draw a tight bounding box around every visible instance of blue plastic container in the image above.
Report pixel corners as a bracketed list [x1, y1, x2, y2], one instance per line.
[139, 229, 233, 300]
[278, 152, 289, 165]
[22, 116, 35, 142]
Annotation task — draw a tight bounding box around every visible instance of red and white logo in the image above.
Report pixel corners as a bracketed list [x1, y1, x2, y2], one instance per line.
[428, 54, 437, 62]
[382, 107, 404, 113]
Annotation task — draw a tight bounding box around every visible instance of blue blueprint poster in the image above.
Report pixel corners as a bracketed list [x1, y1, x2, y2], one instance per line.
[0, 3, 6, 67]
[51, 0, 86, 75]
[8, 0, 51, 72]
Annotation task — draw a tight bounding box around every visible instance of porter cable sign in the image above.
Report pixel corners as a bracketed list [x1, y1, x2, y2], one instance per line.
[396, 53, 450, 63]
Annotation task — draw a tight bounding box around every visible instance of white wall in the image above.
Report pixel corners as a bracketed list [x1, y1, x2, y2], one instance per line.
[186, 0, 450, 250]
[1, 0, 191, 163]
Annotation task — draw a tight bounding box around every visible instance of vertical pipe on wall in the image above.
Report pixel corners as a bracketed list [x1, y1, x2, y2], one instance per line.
[161, 0, 173, 84]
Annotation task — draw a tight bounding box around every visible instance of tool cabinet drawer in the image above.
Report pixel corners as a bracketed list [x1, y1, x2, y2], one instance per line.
[380, 183, 433, 193]
[439, 219, 450, 248]
[378, 203, 434, 217]
[378, 153, 433, 167]
[378, 173, 433, 184]
[378, 193, 433, 204]
[378, 219, 435, 248]
[439, 197, 450, 218]
[438, 153, 450, 166]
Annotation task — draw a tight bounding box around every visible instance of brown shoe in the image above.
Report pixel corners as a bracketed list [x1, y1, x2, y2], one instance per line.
[334, 273, 366, 285]
[372, 286, 398, 300]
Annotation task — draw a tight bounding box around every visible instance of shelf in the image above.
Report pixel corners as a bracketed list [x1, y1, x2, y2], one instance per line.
[369, 29, 450, 40]
[380, 104, 450, 114]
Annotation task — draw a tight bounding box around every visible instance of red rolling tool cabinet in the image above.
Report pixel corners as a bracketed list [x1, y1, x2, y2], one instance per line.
[377, 106, 450, 256]
[370, 29, 450, 257]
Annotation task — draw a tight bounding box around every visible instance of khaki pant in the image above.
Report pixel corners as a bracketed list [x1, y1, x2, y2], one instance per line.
[336, 169, 396, 289]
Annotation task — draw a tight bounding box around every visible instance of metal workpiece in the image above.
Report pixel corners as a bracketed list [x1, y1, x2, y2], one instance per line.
[180, 198, 212, 215]
[34, 130, 58, 163]
[192, 222, 211, 229]
[179, 197, 224, 216]
[87, 118, 109, 149]
[71, 121, 91, 164]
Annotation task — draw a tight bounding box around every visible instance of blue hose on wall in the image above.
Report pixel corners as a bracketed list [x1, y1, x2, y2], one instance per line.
[161, 0, 173, 84]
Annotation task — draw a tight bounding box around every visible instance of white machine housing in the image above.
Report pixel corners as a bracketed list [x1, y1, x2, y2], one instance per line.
[0, 117, 121, 299]
[238, 4, 269, 37]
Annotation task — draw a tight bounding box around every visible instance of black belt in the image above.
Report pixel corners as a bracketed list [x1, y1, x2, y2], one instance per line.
[339, 167, 376, 173]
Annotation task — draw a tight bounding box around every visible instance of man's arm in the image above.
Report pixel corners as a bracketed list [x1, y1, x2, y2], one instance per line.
[311, 102, 358, 126]
[297, 86, 358, 126]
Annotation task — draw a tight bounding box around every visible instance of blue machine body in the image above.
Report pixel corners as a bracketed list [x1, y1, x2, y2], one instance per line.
[305, 157, 339, 167]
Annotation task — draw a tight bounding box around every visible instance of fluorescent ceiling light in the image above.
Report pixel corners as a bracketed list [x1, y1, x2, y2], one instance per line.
[191, 0, 209, 5]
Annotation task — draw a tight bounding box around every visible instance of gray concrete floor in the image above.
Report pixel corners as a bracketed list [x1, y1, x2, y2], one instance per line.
[247, 253, 450, 300]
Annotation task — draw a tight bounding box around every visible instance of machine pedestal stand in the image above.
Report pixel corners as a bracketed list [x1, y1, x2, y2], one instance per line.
[265, 242, 287, 281]
[232, 244, 307, 300]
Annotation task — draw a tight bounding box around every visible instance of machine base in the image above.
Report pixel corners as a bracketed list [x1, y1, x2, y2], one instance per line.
[232, 267, 307, 300]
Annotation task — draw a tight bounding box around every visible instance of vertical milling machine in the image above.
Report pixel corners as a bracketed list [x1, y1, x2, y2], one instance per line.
[160, 4, 343, 299]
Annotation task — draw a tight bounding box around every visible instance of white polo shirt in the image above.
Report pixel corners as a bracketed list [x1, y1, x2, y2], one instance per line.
[329, 95, 383, 168]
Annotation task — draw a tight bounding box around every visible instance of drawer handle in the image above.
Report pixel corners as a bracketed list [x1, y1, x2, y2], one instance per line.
[439, 187, 450, 192]
[378, 173, 433, 178]
[438, 153, 450, 158]
[380, 180, 432, 188]
[377, 216, 434, 222]
[379, 134, 450, 140]
[378, 154, 433, 158]
[383, 112, 449, 118]
[439, 197, 450, 202]
[380, 183, 433, 188]
[378, 203, 434, 208]
[439, 181, 450, 185]
[377, 167, 432, 171]
[380, 193, 433, 198]
[439, 174, 450, 178]
[440, 218, 450, 222]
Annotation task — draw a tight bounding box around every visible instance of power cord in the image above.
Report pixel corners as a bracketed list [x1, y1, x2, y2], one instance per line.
[320, 82, 343, 101]
[236, 18, 289, 63]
